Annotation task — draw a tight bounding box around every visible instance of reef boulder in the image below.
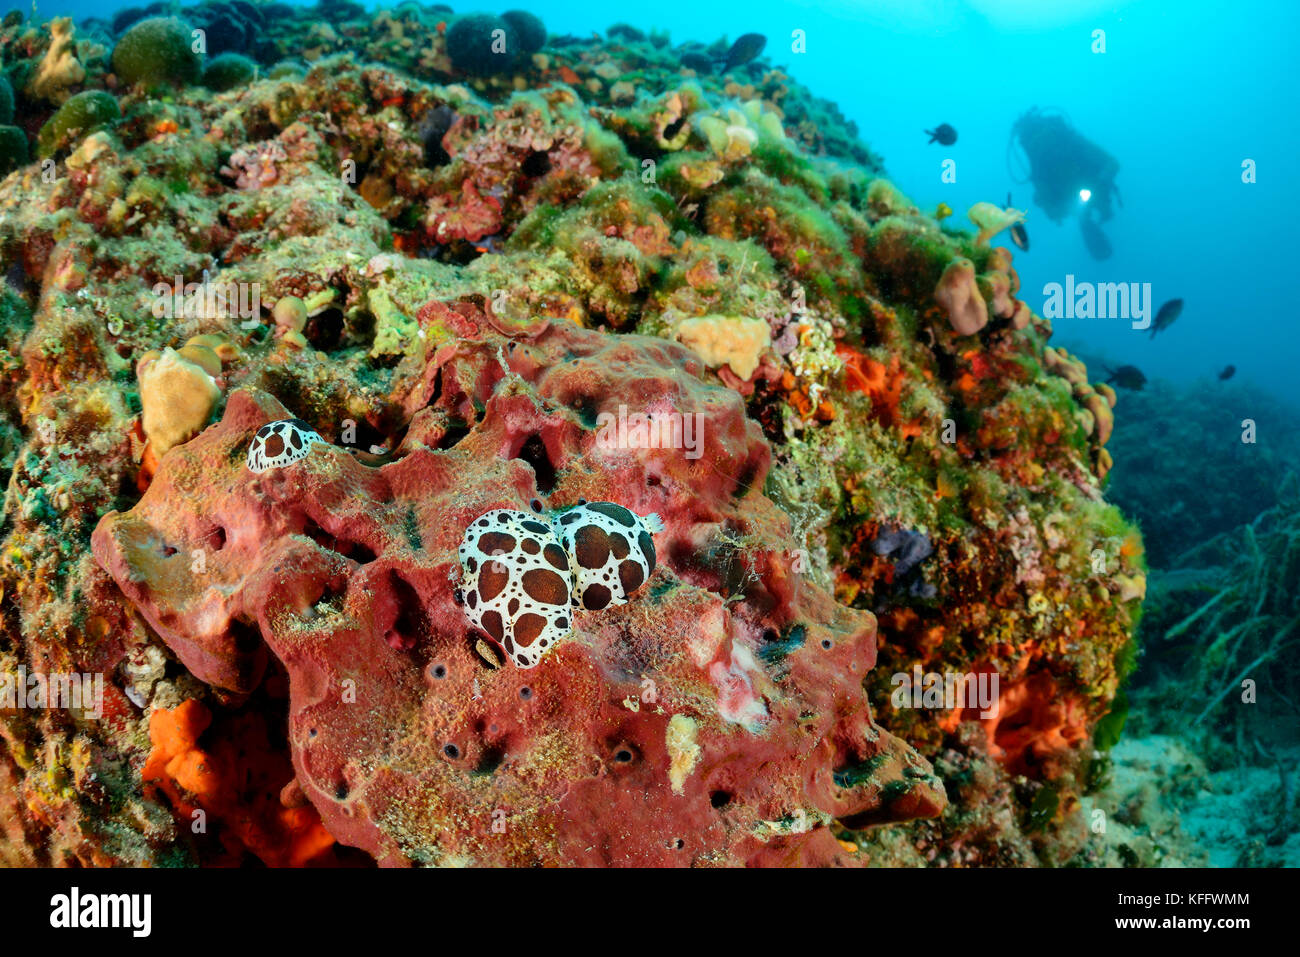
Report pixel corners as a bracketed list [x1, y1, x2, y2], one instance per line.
[111, 17, 203, 88]
[92, 321, 946, 865]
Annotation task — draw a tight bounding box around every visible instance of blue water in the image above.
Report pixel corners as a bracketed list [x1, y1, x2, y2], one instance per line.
[519, 0, 1300, 403]
[11, 0, 1300, 403]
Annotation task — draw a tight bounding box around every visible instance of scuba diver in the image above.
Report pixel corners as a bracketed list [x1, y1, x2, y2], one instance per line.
[1008, 107, 1121, 259]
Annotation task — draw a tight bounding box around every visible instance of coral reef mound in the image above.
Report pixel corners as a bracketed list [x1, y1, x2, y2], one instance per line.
[0, 6, 1144, 867]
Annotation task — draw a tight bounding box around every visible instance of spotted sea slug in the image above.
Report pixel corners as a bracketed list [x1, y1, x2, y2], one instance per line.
[457, 500, 663, 668]
[246, 418, 325, 473]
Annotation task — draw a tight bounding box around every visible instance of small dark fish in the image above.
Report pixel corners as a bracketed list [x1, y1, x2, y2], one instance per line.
[1007, 193, 1029, 251]
[1079, 216, 1112, 260]
[1149, 298, 1184, 338]
[418, 104, 457, 168]
[607, 23, 646, 43]
[679, 50, 713, 74]
[1105, 365, 1147, 390]
[1218, 365, 1236, 381]
[925, 123, 957, 145]
[718, 33, 766, 71]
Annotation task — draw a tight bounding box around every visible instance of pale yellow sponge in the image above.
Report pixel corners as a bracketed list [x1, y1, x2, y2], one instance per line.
[139, 347, 221, 455]
[968, 201, 1025, 246]
[665, 714, 700, 796]
[676, 314, 771, 380]
[1115, 573, 1147, 603]
[27, 17, 86, 104]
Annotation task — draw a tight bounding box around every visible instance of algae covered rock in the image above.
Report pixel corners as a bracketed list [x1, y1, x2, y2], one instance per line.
[202, 52, 257, 91]
[446, 13, 517, 75]
[268, 60, 305, 80]
[36, 89, 120, 157]
[111, 7, 149, 35]
[0, 74, 13, 124]
[501, 10, 547, 54]
[111, 16, 203, 87]
[0, 125, 26, 174]
[0, 12, 1150, 870]
[93, 325, 948, 865]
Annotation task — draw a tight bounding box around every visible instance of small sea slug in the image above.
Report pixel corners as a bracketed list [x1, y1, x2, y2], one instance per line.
[457, 501, 663, 667]
[246, 419, 325, 473]
[552, 501, 662, 610]
[457, 508, 574, 668]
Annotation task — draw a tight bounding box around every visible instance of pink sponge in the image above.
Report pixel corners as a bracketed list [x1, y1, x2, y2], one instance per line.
[93, 319, 946, 866]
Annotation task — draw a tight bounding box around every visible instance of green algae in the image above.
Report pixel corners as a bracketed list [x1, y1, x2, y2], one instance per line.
[501, 10, 547, 54]
[0, 74, 13, 125]
[1094, 690, 1130, 751]
[37, 90, 120, 158]
[112, 17, 203, 88]
[202, 53, 258, 92]
[0, 124, 27, 173]
[446, 14, 517, 76]
[1025, 784, 1060, 832]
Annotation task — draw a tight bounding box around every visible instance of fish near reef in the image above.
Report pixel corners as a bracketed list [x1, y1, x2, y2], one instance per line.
[1105, 365, 1147, 390]
[418, 104, 457, 167]
[718, 33, 766, 71]
[1007, 193, 1029, 251]
[925, 123, 957, 145]
[1149, 298, 1184, 338]
[679, 50, 713, 74]
[1218, 364, 1236, 380]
